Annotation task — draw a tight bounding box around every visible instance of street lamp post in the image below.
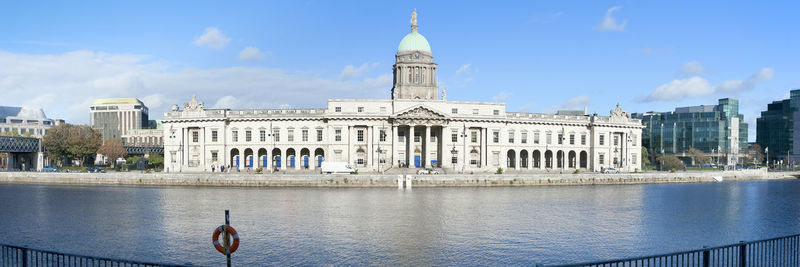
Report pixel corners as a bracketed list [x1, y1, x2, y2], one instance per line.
[660, 149, 664, 171]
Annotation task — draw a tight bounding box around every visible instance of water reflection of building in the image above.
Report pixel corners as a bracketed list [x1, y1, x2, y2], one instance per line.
[162, 10, 644, 173]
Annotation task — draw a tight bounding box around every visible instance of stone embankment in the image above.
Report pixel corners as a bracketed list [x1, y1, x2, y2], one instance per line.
[0, 169, 796, 187]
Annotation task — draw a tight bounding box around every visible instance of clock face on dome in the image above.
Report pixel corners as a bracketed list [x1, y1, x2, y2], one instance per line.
[414, 53, 419, 59]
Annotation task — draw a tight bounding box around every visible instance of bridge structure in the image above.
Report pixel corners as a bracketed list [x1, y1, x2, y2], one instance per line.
[0, 136, 43, 171]
[124, 145, 164, 156]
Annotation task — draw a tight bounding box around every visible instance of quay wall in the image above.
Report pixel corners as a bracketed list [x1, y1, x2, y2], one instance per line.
[0, 169, 796, 187]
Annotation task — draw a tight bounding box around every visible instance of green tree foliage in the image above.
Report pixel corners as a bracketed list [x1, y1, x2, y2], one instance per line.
[747, 144, 764, 165]
[0, 130, 20, 137]
[148, 154, 164, 168]
[656, 155, 685, 171]
[43, 124, 102, 166]
[641, 147, 650, 166]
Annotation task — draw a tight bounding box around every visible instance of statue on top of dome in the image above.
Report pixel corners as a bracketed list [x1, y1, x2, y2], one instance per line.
[411, 8, 417, 31]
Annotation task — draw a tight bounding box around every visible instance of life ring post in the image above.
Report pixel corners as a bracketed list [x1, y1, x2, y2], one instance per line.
[225, 210, 231, 267]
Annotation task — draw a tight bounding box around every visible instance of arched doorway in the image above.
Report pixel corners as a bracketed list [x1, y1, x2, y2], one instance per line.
[507, 150, 516, 168]
[286, 148, 296, 168]
[258, 148, 268, 168]
[271, 148, 281, 169]
[557, 151, 564, 168]
[533, 150, 541, 168]
[520, 150, 529, 169]
[300, 148, 310, 169]
[314, 148, 324, 167]
[568, 151, 576, 168]
[230, 148, 240, 168]
[545, 150, 553, 169]
[580, 151, 588, 169]
[244, 148, 254, 168]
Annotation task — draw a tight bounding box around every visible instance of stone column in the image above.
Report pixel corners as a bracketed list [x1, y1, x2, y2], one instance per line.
[424, 125, 431, 168]
[515, 150, 520, 170]
[367, 126, 374, 168]
[392, 125, 398, 167]
[408, 125, 416, 168]
[480, 128, 487, 168]
[280, 148, 286, 170]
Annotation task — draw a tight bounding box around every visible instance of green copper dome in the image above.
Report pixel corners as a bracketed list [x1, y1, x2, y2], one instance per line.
[398, 30, 431, 53]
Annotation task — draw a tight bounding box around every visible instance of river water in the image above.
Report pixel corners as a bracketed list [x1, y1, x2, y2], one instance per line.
[0, 180, 799, 266]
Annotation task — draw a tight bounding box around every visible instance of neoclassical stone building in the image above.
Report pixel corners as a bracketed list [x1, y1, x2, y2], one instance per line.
[162, 11, 643, 173]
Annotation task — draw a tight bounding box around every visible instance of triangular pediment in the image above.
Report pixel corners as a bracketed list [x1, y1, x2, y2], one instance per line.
[394, 105, 447, 119]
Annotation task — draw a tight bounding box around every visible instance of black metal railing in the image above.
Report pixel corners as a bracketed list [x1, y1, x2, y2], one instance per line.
[1, 244, 184, 267]
[556, 233, 800, 267]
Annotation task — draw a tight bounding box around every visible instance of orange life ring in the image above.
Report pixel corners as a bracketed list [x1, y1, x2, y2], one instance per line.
[212, 225, 240, 254]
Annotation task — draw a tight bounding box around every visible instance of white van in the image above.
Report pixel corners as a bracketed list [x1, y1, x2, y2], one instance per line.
[321, 162, 355, 174]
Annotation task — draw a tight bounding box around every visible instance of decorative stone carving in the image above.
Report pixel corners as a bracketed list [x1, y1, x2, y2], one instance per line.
[184, 95, 204, 112]
[395, 106, 446, 125]
[411, 8, 417, 31]
[610, 103, 630, 118]
[171, 104, 179, 112]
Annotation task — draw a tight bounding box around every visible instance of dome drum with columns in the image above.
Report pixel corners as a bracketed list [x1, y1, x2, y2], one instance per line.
[162, 10, 644, 174]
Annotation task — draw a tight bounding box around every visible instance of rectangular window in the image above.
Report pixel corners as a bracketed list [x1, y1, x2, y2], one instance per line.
[273, 130, 280, 142]
[211, 152, 218, 162]
[302, 130, 308, 142]
[569, 134, 575, 145]
[614, 136, 619, 146]
[357, 129, 364, 142]
[599, 134, 605, 145]
[632, 135, 637, 146]
[599, 154, 605, 165]
[451, 130, 458, 142]
[452, 108, 458, 114]
[521, 132, 527, 144]
[357, 107, 364, 113]
[471, 131, 477, 143]
[260, 130, 266, 142]
[192, 132, 198, 142]
[414, 131, 421, 142]
[288, 130, 294, 142]
[581, 135, 586, 145]
[493, 110, 499, 116]
[508, 132, 515, 143]
[558, 134, 563, 145]
[212, 130, 218, 142]
[399, 130, 405, 143]
[452, 155, 458, 164]
[430, 130, 436, 142]
[493, 131, 499, 143]
[534, 132, 540, 144]
[380, 129, 386, 142]
[335, 129, 342, 142]
[232, 131, 238, 142]
[472, 109, 479, 115]
[317, 129, 323, 142]
[245, 130, 252, 142]
[335, 107, 341, 112]
[546, 133, 552, 144]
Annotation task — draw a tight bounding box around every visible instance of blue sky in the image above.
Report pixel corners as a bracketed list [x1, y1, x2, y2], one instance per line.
[1, 1, 799, 141]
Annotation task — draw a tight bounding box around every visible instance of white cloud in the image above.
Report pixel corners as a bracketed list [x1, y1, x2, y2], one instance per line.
[643, 67, 774, 102]
[237, 46, 264, 61]
[193, 27, 230, 49]
[716, 67, 774, 93]
[644, 76, 714, 102]
[679, 61, 706, 76]
[492, 92, 512, 102]
[544, 95, 592, 113]
[456, 64, 471, 75]
[0, 50, 392, 124]
[596, 6, 627, 32]
[338, 62, 379, 80]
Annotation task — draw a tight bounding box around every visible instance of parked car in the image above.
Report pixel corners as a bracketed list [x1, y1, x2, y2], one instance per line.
[417, 168, 439, 175]
[602, 168, 619, 174]
[86, 167, 106, 173]
[41, 167, 58, 172]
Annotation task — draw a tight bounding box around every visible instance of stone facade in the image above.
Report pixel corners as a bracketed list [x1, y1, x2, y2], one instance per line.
[162, 11, 644, 173]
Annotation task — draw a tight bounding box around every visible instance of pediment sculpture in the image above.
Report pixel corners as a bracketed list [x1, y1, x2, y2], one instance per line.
[610, 103, 630, 118]
[184, 95, 205, 112]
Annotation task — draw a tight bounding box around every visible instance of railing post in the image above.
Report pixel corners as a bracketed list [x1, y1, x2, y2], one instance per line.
[702, 246, 710, 267]
[739, 241, 746, 267]
[21, 247, 27, 267]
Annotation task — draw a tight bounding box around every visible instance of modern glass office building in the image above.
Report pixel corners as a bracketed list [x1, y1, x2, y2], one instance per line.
[89, 98, 149, 140]
[756, 89, 800, 161]
[633, 98, 748, 166]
